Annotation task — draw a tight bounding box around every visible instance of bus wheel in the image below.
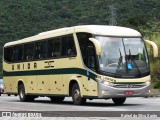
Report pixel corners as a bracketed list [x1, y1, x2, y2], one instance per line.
[18, 84, 34, 102]
[112, 97, 126, 105]
[50, 97, 65, 103]
[18, 84, 27, 102]
[72, 83, 86, 105]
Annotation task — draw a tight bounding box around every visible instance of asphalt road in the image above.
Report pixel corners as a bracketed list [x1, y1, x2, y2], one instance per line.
[0, 95, 160, 119]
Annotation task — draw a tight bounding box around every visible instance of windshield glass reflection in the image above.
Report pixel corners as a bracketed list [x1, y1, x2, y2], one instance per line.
[95, 36, 149, 78]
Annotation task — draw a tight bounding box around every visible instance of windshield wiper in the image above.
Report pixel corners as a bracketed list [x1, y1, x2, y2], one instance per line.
[122, 38, 128, 73]
[118, 48, 123, 68]
[115, 48, 123, 76]
[129, 49, 141, 77]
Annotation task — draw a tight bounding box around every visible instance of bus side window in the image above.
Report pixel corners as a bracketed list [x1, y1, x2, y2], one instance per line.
[4, 47, 14, 63]
[67, 36, 76, 56]
[24, 43, 34, 61]
[13, 45, 23, 62]
[47, 39, 54, 58]
[61, 37, 67, 56]
[47, 38, 61, 58]
[35, 41, 46, 59]
[53, 39, 61, 57]
[62, 35, 76, 57]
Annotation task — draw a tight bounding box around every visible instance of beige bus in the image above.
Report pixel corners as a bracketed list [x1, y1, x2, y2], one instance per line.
[3, 25, 157, 105]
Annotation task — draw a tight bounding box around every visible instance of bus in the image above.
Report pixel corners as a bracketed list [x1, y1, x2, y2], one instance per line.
[3, 25, 158, 105]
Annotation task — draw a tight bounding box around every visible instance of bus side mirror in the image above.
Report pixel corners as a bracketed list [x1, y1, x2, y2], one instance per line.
[145, 40, 158, 58]
[89, 38, 102, 56]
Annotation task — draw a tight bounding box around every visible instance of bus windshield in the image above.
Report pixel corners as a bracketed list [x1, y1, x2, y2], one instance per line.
[95, 36, 149, 78]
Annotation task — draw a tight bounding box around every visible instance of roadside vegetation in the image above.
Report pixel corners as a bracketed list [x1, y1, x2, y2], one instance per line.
[145, 35, 160, 89]
[0, 0, 160, 89]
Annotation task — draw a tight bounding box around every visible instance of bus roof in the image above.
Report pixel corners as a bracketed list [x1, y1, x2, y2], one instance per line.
[75, 25, 141, 37]
[4, 25, 141, 47]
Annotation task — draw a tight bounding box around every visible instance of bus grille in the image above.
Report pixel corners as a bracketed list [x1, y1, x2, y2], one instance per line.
[112, 84, 145, 88]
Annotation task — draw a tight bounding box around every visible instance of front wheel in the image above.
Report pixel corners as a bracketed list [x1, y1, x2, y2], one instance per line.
[112, 97, 126, 105]
[72, 83, 86, 105]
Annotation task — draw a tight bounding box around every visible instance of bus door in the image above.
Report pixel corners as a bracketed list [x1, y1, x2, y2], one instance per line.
[83, 44, 97, 96]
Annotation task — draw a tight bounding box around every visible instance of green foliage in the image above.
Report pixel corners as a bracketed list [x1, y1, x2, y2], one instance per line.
[0, 0, 160, 82]
[145, 36, 160, 89]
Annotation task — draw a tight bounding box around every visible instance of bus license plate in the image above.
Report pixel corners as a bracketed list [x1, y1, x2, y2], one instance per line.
[124, 90, 134, 95]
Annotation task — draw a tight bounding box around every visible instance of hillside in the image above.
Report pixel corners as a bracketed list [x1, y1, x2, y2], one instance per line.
[0, 0, 160, 42]
[0, 0, 160, 85]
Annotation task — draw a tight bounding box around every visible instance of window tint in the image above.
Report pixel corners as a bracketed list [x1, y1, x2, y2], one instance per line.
[54, 39, 61, 57]
[47, 38, 61, 58]
[24, 43, 34, 61]
[4, 45, 23, 62]
[87, 45, 96, 71]
[47, 39, 54, 58]
[4, 47, 14, 62]
[13, 45, 23, 62]
[35, 41, 46, 59]
[4, 35, 77, 62]
[62, 36, 76, 56]
[76, 33, 96, 71]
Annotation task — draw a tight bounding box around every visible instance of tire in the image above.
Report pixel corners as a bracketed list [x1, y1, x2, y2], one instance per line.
[8, 94, 11, 96]
[28, 96, 35, 102]
[50, 97, 65, 103]
[72, 83, 86, 105]
[18, 84, 35, 102]
[112, 97, 126, 105]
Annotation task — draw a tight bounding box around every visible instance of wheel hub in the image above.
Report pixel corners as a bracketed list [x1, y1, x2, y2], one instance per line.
[20, 89, 24, 99]
[74, 89, 80, 100]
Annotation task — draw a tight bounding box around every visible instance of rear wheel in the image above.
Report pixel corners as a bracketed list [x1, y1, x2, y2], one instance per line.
[18, 83, 34, 102]
[72, 83, 86, 105]
[112, 97, 126, 105]
[50, 97, 65, 103]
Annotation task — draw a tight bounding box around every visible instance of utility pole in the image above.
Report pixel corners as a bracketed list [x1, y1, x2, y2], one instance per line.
[109, 5, 117, 25]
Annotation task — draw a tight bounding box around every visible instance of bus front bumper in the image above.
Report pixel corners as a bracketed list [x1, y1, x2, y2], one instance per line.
[97, 79, 150, 98]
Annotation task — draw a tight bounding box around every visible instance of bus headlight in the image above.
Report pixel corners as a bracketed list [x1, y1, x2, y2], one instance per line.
[144, 81, 151, 86]
[100, 80, 110, 86]
[103, 81, 110, 86]
[96, 78, 113, 86]
[97, 79, 109, 86]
